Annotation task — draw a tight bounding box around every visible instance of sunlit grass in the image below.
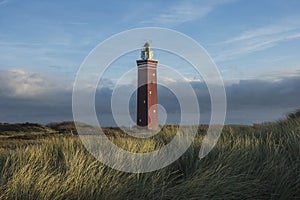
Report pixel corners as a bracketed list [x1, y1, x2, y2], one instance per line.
[0, 114, 299, 199]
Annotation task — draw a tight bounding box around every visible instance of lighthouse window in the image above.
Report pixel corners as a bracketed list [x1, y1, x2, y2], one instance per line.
[149, 91, 152, 94]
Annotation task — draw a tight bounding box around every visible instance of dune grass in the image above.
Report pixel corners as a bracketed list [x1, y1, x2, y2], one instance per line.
[0, 116, 299, 199]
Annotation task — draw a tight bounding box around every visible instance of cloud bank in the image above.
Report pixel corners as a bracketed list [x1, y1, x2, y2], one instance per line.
[0, 69, 299, 125]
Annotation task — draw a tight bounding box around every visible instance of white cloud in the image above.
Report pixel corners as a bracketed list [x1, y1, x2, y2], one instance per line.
[212, 17, 300, 61]
[141, 0, 237, 26]
[219, 24, 300, 44]
[148, 5, 211, 26]
[249, 67, 300, 82]
[0, 69, 72, 98]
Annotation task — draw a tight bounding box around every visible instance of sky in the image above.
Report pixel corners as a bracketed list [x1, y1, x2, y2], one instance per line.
[0, 0, 300, 125]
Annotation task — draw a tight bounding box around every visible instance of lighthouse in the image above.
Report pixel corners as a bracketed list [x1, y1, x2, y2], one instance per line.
[136, 42, 158, 130]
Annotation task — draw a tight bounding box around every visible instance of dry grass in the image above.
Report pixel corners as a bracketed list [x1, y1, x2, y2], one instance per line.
[0, 115, 299, 199]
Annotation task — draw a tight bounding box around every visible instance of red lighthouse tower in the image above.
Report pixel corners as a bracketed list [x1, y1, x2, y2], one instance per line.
[136, 42, 158, 130]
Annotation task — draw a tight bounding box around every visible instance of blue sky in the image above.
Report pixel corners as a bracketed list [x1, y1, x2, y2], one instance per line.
[0, 0, 299, 124]
[1, 0, 300, 79]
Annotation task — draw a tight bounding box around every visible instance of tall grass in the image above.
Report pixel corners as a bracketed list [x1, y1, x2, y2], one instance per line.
[0, 117, 299, 199]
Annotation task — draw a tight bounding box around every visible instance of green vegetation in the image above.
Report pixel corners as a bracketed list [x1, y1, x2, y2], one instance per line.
[0, 112, 299, 199]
